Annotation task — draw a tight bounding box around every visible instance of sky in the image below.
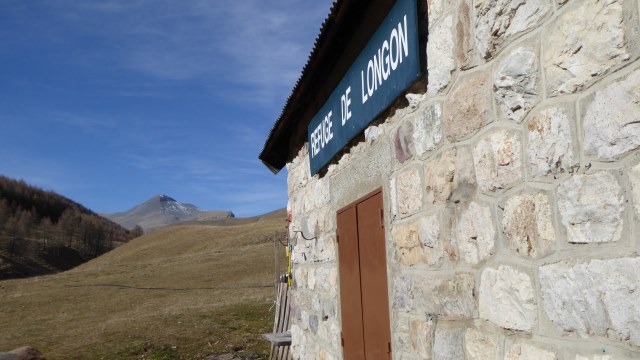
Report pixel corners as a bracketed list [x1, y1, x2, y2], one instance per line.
[0, 0, 334, 217]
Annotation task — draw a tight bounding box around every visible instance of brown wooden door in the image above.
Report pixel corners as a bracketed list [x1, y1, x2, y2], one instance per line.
[337, 189, 391, 360]
[337, 205, 366, 360]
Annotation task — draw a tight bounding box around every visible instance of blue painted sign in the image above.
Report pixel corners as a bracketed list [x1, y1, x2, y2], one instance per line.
[307, 0, 420, 175]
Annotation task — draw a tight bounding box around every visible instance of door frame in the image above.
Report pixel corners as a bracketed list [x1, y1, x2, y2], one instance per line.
[336, 188, 392, 359]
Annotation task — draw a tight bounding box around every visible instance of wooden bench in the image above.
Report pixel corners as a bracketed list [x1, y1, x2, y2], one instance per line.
[262, 282, 292, 360]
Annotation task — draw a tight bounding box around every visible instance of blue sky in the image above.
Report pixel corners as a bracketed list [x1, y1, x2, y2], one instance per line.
[0, 0, 333, 217]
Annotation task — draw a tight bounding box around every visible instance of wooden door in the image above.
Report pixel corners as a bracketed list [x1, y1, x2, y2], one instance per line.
[337, 189, 391, 359]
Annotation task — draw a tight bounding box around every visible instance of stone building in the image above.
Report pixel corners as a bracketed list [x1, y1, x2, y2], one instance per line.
[260, 0, 640, 359]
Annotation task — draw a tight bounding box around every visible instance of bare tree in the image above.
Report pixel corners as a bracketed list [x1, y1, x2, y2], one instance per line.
[131, 225, 144, 238]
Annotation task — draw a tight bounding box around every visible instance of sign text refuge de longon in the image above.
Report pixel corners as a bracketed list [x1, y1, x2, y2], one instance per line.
[307, 0, 421, 175]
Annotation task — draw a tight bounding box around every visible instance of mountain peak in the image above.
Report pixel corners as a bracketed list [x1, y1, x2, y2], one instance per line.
[105, 195, 234, 231]
[157, 194, 176, 202]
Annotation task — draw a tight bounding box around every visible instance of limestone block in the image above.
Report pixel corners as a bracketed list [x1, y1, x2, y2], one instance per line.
[480, 265, 537, 331]
[364, 124, 383, 143]
[295, 191, 308, 218]
[299, 215, 313, 240]
[304, 208, 333, 239]
[539, 257, 640, 346]
[312, 177, 330, 209]
[292, 331, 315, 359]
[575, 355, 614, 360]
[394, 274, 415, 312]
[328, 267, 337, 290]
[415, 273, 477, 319]
[414, 102, 443, 156]
[293, 289, 311, 314]
[494, 46, 539, 123]
[303, 187, 314, 213]
[393, 214, 444, 266]
[287, 159, 309, 194]
[396, 353, 416, 360]
[557, 172, 624, 243]
[527, 106, 578, 178]
[443, 71, 492, 142]
[290, 325, 304, 358]
[290, 192, 305, 219]
[291, 244, 309, 264]
[630, 162, 640, 218]
[455, 1, 477, 70]
[453, 201, 496, 264]
[418, 213, 444, 266]
[393, 314, 413, 354]
[427, 0, 455, 24]
[502, 192, 555, 258]
[505, 343, 557, 360]
[309, 314, 318, 334]
[396, 167, 423, 216]
[465, 325, 502, 360]
[406, 93, 427, 110]
[328, 320, 341, 352]
[474, 130, 523, 193]
[428, 15, 456, 95]
[583, 70, 640, 160]
[575, 355, 634, 360]
[311, 291, 322, 313]
[433, 326, 465, 360]
[294, 267, 306, 288]
[395, 120, 416, 164]
[321, 298, 336, 320]
[304, 178, 330, 212]
[410, 317, 436, 359]
[308, 268, 316, 290]
[318, 349, 336, 360]
[300, 310, 310, 330]
[544, 0, 634, 95]
[315, 267, 336, 293]
[474, 0, 551, 60]
[315, 235, 336, 263]
[425, 146, 476, 204]
[393, 221, 426, 266]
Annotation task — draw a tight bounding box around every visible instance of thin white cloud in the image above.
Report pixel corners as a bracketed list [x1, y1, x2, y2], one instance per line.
[49, 111, 117, 132]
[50, 0, 333, 105]
[126, 153, 179, 172]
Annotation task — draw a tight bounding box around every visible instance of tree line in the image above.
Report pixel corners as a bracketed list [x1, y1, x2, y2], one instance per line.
[0, 175, 141, 275]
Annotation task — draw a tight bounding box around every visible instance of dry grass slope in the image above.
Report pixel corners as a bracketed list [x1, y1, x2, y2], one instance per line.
[0, 217, 288, 360]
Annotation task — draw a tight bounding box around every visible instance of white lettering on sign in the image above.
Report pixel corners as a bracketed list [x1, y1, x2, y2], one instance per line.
[310, 111, 334, 158]
[341, 86, 352, 125]
[361, 15, 409, 104]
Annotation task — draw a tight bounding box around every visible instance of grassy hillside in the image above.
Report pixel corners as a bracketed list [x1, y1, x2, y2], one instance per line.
[0, 216, 288, 359]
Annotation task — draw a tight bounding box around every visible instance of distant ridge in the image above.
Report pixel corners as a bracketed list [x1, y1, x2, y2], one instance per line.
[104, 195, 234, 231]
[182, 207, 287, 227]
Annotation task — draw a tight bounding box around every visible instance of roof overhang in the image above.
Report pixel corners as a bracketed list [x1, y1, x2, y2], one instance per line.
[259, 0, 402, 174]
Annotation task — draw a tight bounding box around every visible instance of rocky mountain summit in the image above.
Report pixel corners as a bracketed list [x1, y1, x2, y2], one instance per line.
[104, 194, 234, 231]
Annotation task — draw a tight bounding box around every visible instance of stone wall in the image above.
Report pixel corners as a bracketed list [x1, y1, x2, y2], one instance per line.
[285, 0, 640, 358]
